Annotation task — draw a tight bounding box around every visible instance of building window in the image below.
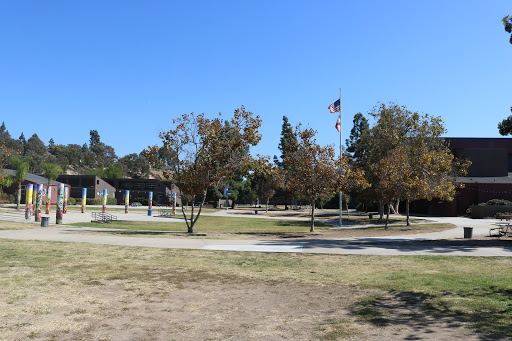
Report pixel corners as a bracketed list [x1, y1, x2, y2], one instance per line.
[132, 182, 143, 189]
[145, 182, 156, 189]
[120, 182, 131, 189]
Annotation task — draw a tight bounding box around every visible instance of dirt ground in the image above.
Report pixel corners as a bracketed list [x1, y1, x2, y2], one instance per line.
[2, 273, 487, 341]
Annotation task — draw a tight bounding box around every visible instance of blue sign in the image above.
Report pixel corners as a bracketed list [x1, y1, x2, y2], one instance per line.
[223, 187, 231, 195]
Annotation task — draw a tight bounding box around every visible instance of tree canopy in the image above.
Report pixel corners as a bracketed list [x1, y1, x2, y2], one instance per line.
[283, 125, 369, 231]
[354, 102, 470, 226]
[147, 106, 262, 233]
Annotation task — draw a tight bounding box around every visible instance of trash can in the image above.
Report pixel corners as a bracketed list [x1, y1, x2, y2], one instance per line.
[369, 214, 373, 219]
[255, 210, 258, 215]
[41, 217, 49, 227]
[463, 227, 473, 239]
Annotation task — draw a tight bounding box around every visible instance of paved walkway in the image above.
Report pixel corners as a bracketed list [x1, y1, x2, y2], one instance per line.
[0, 208, 511, 257]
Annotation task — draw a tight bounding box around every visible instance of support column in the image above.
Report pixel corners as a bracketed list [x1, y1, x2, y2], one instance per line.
[172, 192, 176, 215]
[63, 186, 68, 214]
[45, 184, 51, 214]
[56, 184, 64, 224]
[148, 191, 153, 216]
[125, 190, 130, 214]
[35, 184, 42, 222]
[102, 189, 107, 213]
[81, 188, 87, 213]
[25, 184, 33, 220]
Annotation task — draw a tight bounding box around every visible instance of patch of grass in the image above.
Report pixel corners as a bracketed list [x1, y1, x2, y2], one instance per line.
[350, 295, 389, 326]
[0, 220, 42, 230]
[1, 240, 512, 338]
[317, 319, 363, 340]
[69, 216, 331, 233]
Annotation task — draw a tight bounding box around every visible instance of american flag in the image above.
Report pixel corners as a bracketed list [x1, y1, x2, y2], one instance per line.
[328, 99, 340, 113]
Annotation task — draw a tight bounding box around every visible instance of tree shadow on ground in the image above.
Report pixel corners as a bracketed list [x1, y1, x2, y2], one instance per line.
[66, 229, 206, 237]
[259, 238, 512, 254]
[350, 290, 512, 340]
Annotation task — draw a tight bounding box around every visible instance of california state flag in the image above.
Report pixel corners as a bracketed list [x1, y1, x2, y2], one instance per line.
[335, 117, 341, 132]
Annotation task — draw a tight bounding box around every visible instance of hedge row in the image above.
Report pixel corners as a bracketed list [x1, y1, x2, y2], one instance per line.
[73, 197, 118, 205]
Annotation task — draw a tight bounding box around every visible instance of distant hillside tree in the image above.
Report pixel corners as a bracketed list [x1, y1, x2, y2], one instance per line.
[25, 134, 47, 173]
[118, 153, 150, 178]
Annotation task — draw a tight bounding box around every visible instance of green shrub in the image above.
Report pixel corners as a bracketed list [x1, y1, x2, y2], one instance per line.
[494, 212, 512, 219]
[478, 199, 512, 206]
[133, 197, 149, 206]
[68, 197, 76, 205]
[82, 198, 118, 205]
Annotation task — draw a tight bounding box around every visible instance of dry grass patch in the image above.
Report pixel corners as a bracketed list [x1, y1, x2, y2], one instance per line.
[1, 239, 511, 339]
[0, 220, 42, 230]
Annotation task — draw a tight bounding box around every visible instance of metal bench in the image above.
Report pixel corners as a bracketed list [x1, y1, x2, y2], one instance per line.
[157, 209, 175, 217]
[91, 212, 118, 224]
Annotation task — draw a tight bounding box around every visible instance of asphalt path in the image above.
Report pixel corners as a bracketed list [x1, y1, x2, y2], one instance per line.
[0, 207, 511, 257]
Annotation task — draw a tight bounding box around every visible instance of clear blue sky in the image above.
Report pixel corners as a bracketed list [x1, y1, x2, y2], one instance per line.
[1, 1, 511, 159]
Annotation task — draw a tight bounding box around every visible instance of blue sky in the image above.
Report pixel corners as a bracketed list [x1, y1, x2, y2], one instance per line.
[0, 1, 511, 159]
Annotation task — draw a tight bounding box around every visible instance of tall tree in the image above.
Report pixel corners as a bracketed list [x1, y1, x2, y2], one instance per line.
[24, 134, 47, 173]
[497, 15, 512, 135]
[345, 113, 370, 166]
[273, 116, 297, 168]
[0, 122, 22, 158]
[118, 153, 150, 178]
[147, 107, 261, 233]
[250, 155, 285, 212]
[18, 133, 27, 151]
[273, 116, 298, 205]
[368, 103, 470, 226]
[284, 125, 369, 231]
[40, 162, 63, 213]
[8, 156, 31, 209]
[504, 15, 512, 44]
[87, 130, 118, 168]
[0, 122, 9, 141]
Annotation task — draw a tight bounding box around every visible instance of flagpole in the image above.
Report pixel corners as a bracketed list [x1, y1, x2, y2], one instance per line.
[339, 88, 343, 227]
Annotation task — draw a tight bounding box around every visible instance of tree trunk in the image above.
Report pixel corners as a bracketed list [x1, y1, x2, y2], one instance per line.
[188, 193, 207, 234]
[266, 198, 269, 213]
[385, 202, 391, 229]
[345, 200, 350, 217]
[379, 200, 384, 220]
[188, 203, 195, 233]
[310, 200, 315, 232]
[16, 184, 21, 210]
[395, 200, 400, 215]
[406, 199, 410, 226]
